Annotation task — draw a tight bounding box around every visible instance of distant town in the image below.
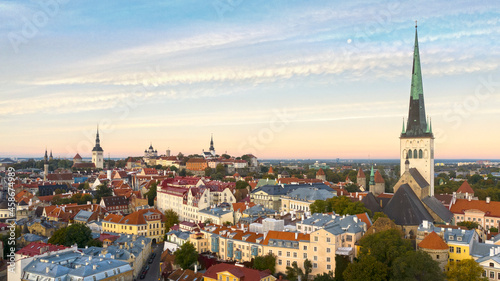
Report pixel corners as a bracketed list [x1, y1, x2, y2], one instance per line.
[1, 21, 499, 281]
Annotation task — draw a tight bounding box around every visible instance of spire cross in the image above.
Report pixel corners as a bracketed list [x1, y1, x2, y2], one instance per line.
[415, 20, 417, 28]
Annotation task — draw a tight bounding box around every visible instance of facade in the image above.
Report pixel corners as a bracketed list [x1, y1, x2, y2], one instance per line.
[102, 208, 166, 243]
[100, 196, 129, 214]
[399, 25, 434, 196]
[92, 127, 104, 169]
[450, 199, 500, 231]
[198, 207, 234, 225]
[186, 158, 208, 171]
[280, 187, 335, 214]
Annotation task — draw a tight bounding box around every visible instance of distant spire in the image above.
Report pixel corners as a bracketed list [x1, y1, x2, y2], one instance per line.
[369, 165, 375, 186]
[402, 118, 406, 134]
[209, 134, 215, 151]
[92, 125, 103, 152]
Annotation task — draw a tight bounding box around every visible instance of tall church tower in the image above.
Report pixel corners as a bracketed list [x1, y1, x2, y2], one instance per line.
[209, 134, 215, 156]
[92, 126, 104, 169]
[400, 24, 435, 196]
[43, 148, 49, 181]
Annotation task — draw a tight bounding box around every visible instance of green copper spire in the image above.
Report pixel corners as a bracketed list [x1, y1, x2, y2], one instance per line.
[410, 23, 423, 100]
[369, 166, 375, 186]
[402, 118, 406, 134]
[402, 22, 431, 138]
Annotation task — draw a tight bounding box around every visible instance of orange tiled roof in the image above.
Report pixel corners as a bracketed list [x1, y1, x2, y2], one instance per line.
[232, 202, 256, 213]
[456, 181, 474, 194]
[317, 168, 325, 176]
[450, 199, 500, 217]
[418, 231, 448, 250]
[355, 212, 372, 228]
[262, 230, 310, 245]
[104, 208, 165, 225]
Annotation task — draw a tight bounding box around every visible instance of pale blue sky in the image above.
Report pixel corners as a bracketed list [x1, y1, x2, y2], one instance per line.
[1, 0, 499, 159]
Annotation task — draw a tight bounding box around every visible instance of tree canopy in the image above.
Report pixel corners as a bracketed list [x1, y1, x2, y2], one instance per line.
[310, 196, 371, 216]
[446, 259, 488, 281]
[253, 253, 276, 274]
[48, 224, 94, 248]
[164, 209, 180, 238]
[174, 241, 198, 270]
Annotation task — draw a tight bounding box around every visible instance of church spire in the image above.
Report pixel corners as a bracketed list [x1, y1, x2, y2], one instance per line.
[369, 165, 375, 186]
[209, 134, 214, 151]
[92, 125, 103, 152]
[402, 23, 431, 138]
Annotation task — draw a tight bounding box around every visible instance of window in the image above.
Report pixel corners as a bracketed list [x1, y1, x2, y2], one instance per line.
[303, 253, 307, 259]
[408, 150, 412, 159]
[490, 271, 494, 279]
[327, 257, 330, 262]
[278, 260, 282, 265]
[436, 255, 439, 259]
[303, 246, 308, 250]
[287, 260, 291, 267]
[418, 149, 423, 158]
[287, 252, 290, 257]
[346, 235, 352, 242]
[313, 263, 317, 268]
[490, 263, 494, 267]
[327, 265, 331, 270]
[293, 252, 297, 258]
[314, 236, 318, 242]
[456, 248, 461, 254]
[326, 237, 330, 243]
[314, 256, 317, 261]
[450, 246, 454, 253]
[314, 247, 317, 252]
[326, 248, 330, 253]
[278, 251, 282, 256]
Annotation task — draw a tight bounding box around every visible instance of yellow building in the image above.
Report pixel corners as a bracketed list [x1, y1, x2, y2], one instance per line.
[102, 208, 166, 243]
[204, 263, 275, 281]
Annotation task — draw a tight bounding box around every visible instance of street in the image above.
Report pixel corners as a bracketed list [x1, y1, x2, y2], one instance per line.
[139, 242, 163, 281]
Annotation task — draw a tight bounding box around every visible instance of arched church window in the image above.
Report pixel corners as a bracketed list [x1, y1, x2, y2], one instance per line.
[408, 150, 412, 159]
[419, 149, 423, 158]
[413, 149, 418, 159]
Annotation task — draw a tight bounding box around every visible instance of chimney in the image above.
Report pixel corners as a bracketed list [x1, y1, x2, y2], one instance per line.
[486, 197, 491, 203]
[491, 248, 495, 256]
[194, 264, 198, 273]
[468, 196, 471, 202]
[46, 267, 50, 273]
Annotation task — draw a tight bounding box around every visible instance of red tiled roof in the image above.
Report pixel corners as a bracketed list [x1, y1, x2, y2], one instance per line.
[46, 173, 73, 181]
[450, 199, 500, 217]
[374, 171, 385, 183]
[17, 242, 68, 257]
[268, 166, 274, 174]
[317, 168, 325, 176]
[355, 212, 372, 228]
[357, 168, 366, 179]
[418, 231, 448, 250]
[73, 153, 82, 160]
[457, 181, 474, 194]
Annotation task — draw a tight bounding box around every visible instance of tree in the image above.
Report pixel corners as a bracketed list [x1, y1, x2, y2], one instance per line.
[457, 221, 480, 230]
[344, 255, 388, 281]
[372, 212, 388, 222]
[345, 183, 358, 192]
[179, 169, 187, 177]
[391, 250, 445, 281]
[310, 196, 370, 216]
[253, 253, 276, 274]
[285, 259, 312, 281]
[54, 188, 64, 194]
[313, 271, 335, 281]
[48, 224, 93, 248]
[204, 167, 213, 177]
[174, 242, 198, 270]
[164, 209, 180, 237]
[146, 182, 158, 206]
[235, 180, 250, 190]
[446, 259, 488, 281]
[216, 164, 226, 174]
[95, 183, 113, 202]
[489, 227, 498, 232]
[221, 154, 231, 159]
[334, 254, 350, 281]
[357, 229, 412, 268]
[86, 239, 103, 247]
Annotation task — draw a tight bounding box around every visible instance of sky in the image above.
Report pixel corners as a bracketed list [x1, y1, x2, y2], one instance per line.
[1, 0, 499, 160]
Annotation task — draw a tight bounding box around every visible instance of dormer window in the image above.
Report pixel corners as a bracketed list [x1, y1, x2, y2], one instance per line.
[449, 235, 454, 240]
